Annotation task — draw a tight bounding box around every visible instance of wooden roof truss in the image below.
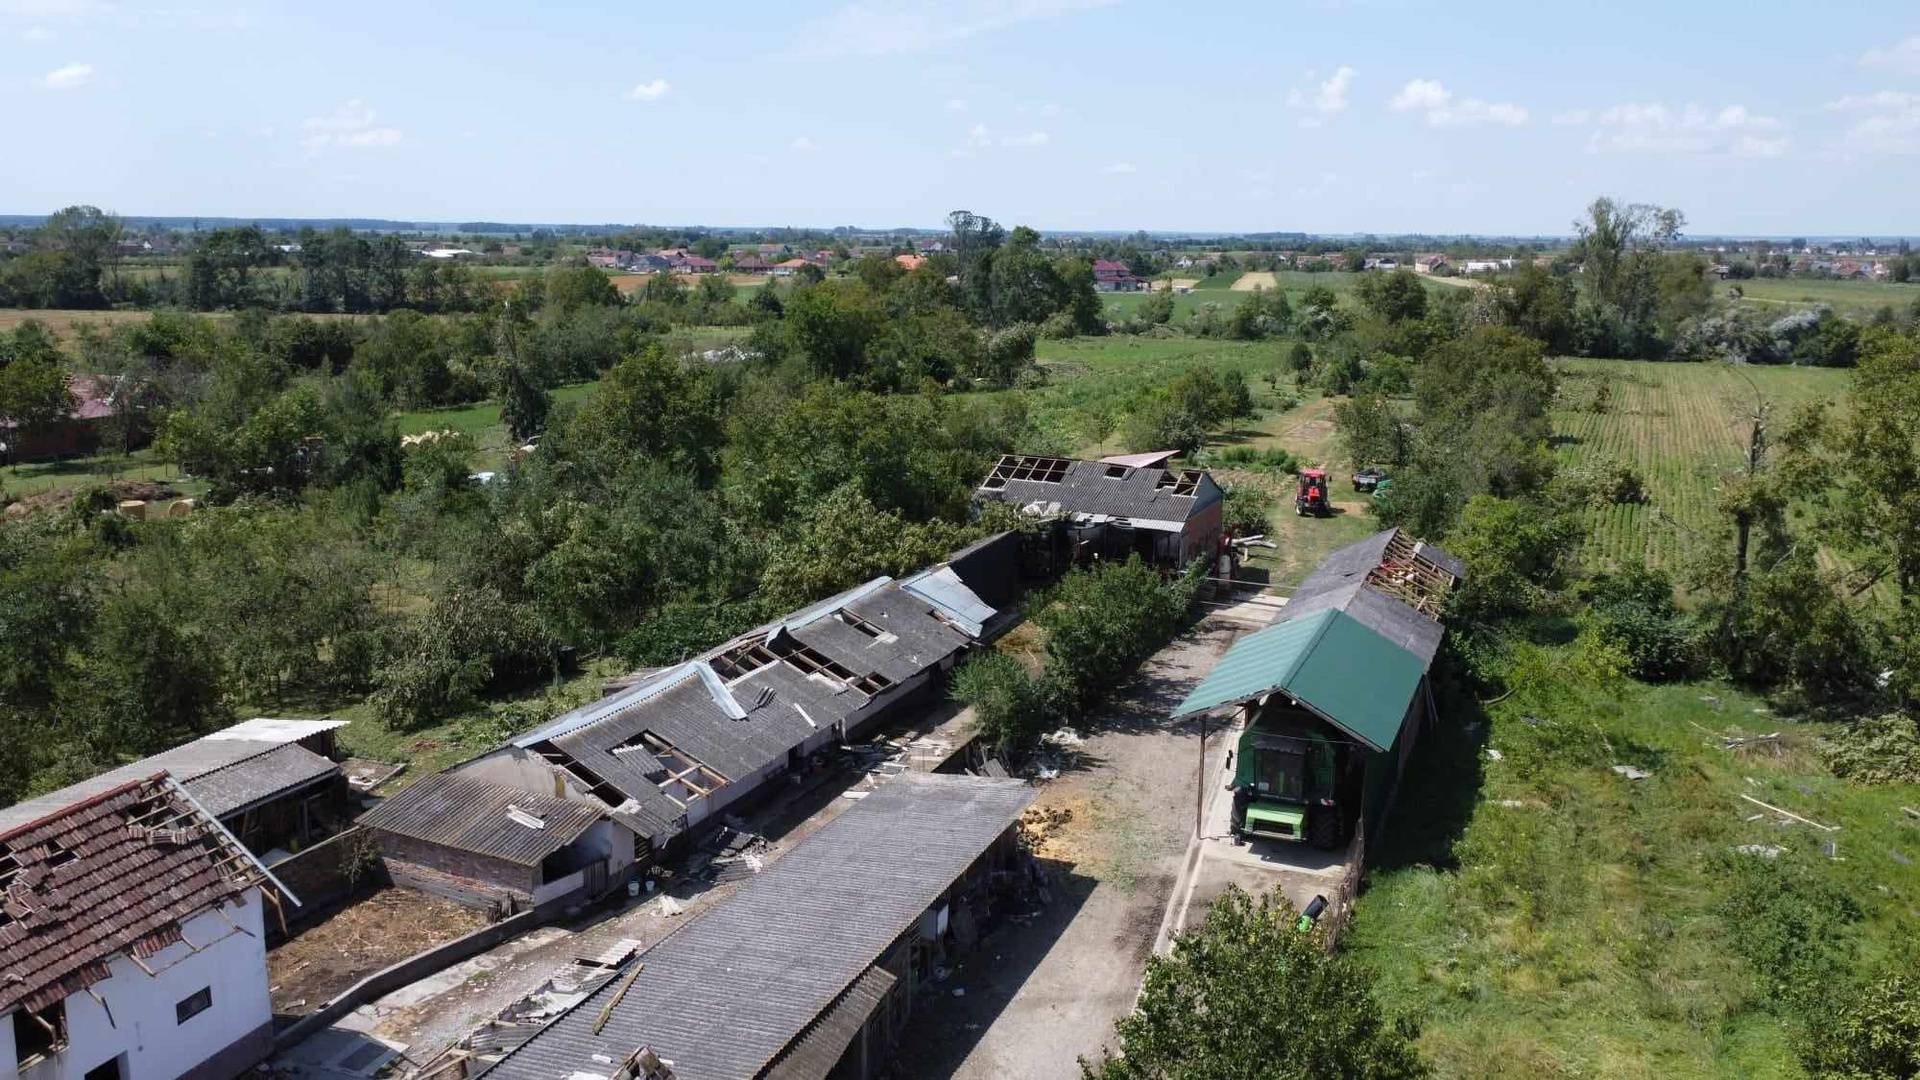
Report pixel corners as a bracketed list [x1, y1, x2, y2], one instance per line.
[1365, 531, 1457, 618]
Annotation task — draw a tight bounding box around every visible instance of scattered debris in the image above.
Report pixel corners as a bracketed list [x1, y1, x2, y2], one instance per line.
[1902, 806, 1920, 820]
[1740, 793, 1839, 832]
[1495, 799, 1529, 808]
[951, 987, 965, 998]
[1823, 839, 1843, 860]
[1700, 695, 1721, 707]
[1046, 727, 1085, 748]
[1890, 849, 1912, 866]
[1484, 748, 1504, 762]
[1611, 765, 1652, 781]
[655, 895, 684, 917]
[1734, 844, 1783, 858]
[1018, 804, 1075, 849]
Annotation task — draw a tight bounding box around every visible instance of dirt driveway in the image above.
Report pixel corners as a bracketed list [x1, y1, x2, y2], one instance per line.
[890, 593, 1276, 1080]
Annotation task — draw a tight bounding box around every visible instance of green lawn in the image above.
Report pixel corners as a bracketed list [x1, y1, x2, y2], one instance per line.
[0, 446, 201, 499]
[1348, 674, 1920, 1080]
[1549, 359, 1850, 570]
[1729, 277, 1920, 319]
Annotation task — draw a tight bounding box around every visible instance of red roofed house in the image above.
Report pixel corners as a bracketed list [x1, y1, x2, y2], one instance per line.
[674, 254, 718, 274]
[1092, 259, 1144, 292]
[894, 254, 926, 271]
[0, 374, 145, 466]
[771, 258, 813, 277]
[731, 255, 774, 274]
[0, 775, 292, 1080]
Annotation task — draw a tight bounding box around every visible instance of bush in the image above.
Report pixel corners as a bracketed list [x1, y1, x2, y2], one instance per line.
[1799, 970, 1920, 1079]
[1040, 310, 1079, 339]
[951, 651, 1054, 757]
[1717, 852, 1862, 1015]
[1583, 566, 1696, 681]
[1213, 444, 1299, 473]
[1221, 484, 1273, 537]
[1038, 557, 1197, 714]
[1083, 884, 1429, 1080]
[1821, 713, 1920, 785]
[1558, 457, 1647, 507]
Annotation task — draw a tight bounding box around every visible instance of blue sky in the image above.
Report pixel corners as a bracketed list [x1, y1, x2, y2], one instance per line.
[3, 0, 1917, 235]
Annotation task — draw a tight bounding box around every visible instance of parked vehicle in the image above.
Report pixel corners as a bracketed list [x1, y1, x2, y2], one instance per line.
[1295, 468, 1331, 516]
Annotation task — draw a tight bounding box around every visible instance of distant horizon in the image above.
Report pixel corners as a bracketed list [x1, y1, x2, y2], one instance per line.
[3, 212, 1915, 246]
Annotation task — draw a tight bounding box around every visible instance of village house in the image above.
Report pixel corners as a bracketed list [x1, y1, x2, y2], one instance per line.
[771, 258, 812, 277]
[730, 254, 774, 274]
[0, 775, 295, 1080]
[0, 718, 353, 863]
[1413, 254, 1448, 274]
[392, 548, 1011, 906]
[475, 773, 1036, 1080]
[973, 452, 1224, 569]
[0, 375, 142, 466]
[1091, 259, 1144, 292]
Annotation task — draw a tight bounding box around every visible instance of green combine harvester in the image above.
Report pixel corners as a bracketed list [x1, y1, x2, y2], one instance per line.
[1229, 703, 1362, 849]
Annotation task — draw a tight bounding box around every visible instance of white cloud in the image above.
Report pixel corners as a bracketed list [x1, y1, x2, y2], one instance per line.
[946, 97, 967, 112]
[1100, 161, 1136, 174]
[300, 99, 402, 152]
[1859, 35, 1920, 75]
[802, 0, 1116, 56]
[1563, 101, 1787, 157]
[1286, 65, 1355, 126]
[628, 78, 670, 102]
[41, 60, 91, 89]
[1390, 78, 1527, 127]
[23, 24, 52, 39]
[1827, 90, 1920, 154]
[1001, 130, 1048, 147]
[966, 122, 991, 147]
[789, 135, 817, 152]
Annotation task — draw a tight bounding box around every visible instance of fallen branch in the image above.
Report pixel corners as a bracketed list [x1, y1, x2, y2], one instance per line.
[1902, 806, 1919, 820]
[1741, 793, 1839, 832]
[593, 962, 645, 1035]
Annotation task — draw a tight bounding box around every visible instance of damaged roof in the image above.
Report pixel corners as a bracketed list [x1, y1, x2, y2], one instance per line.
[0, 720, 343, 833]
[481, 774, 1035, 1080]
[499, 575, 990, 847]
[975, 454, 1222, 525]
[357, 774, 604, 867]
[0, 775, 281, 1015]
[1172, 529, 1464, 751]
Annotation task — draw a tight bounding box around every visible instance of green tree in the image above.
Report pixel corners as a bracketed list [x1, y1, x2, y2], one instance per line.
[1800, 971, 1920, 1079]
[784, 279, 884, 379]
[1354, 268, 1428, 324]
[545, 265, 622, 313]
[1082, 884, 1428, 1080]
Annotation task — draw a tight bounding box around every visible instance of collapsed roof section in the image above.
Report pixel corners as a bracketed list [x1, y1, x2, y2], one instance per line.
[975, 453, 1222, 527]
[1172, 529, 1463, 752]
[504, 574, 994, 846]
[0, 775, 291, 1015]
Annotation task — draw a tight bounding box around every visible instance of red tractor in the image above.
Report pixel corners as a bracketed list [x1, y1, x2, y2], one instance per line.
[1295, 468, 1331, 517]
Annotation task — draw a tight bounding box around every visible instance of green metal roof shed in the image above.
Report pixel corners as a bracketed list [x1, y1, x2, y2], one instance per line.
[1171, 608, 1427, 753]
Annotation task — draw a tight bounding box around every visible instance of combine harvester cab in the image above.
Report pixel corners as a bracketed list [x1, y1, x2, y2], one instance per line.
[1231, 706, 1361, 849]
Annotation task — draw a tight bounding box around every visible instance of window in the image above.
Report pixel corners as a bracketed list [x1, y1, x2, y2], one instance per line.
[14, 1000, 67, 1067]
[175, 987, 212, 1025]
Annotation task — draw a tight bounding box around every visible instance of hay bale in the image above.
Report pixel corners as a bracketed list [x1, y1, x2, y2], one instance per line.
[165, 498, 197, 518]
[116, 499, 147, 520]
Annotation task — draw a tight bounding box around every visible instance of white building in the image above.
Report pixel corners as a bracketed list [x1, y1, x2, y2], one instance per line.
[1, 776, 293, 1080]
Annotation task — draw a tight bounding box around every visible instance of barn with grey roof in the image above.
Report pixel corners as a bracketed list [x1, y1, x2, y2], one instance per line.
[974, 453, 1224, 568]
[479, 773, 1036, 1080]
[423, 552, 1008, 907]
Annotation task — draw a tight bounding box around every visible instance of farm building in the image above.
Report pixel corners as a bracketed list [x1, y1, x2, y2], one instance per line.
[1091, 258, 1144, 291]
[0, 718, 353, 863]
[1413, 254, 1447, 273]
[444, 547, 1010, 879]
[0, 775, 295, 1080]
[477, 773, 1036, 1080]
[1172, 529, 1463, 849]
[0, 375, 144, 466]
[974, 452, 1224, 569]
[356, 774, 628, 912]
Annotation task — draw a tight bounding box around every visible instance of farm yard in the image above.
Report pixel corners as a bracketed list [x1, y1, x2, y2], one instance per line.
[1549, 359, 1849, 570]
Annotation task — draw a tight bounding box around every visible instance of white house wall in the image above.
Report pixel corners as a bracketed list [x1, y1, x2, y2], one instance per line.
[7, 891, 271, 1080]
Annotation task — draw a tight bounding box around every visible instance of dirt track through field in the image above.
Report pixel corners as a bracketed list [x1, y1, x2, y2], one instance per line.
[1230, 271, 1278, 291]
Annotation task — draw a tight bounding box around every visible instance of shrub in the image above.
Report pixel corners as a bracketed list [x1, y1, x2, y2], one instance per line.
[1221, 484, 1273, 537]
[1799, 970, 1920, 1079]
[1717, 852, 1862, 1015]
[951, 651, 1055, 758]
[1820, 713, 1920, 785]
[1038, 557, 1197, 714]
[1583, 566, 1696, 681]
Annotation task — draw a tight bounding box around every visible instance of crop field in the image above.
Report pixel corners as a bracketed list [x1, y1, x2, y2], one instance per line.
[1550, 359, 1849, 570]
[1730, 277, 1919, 318]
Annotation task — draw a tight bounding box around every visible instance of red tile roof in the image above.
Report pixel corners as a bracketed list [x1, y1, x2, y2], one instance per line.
[0, 776, 273, 1014]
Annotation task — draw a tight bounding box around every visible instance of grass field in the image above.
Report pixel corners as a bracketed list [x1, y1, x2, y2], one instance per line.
[1550, 359, 1850, 570]
[1730, 277, 1920, 319]
[1348, 672, 1920, 1080]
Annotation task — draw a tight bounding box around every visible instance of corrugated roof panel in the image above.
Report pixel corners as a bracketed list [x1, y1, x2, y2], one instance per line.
[357, 774, 604, 866]
[1171, 611, 1328, 718]
[481, 774, 1034, 1080]
[899, 566, 995, 637]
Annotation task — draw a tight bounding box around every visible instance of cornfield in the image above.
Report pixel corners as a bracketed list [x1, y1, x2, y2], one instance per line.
[1549, 359, 1850, 570]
